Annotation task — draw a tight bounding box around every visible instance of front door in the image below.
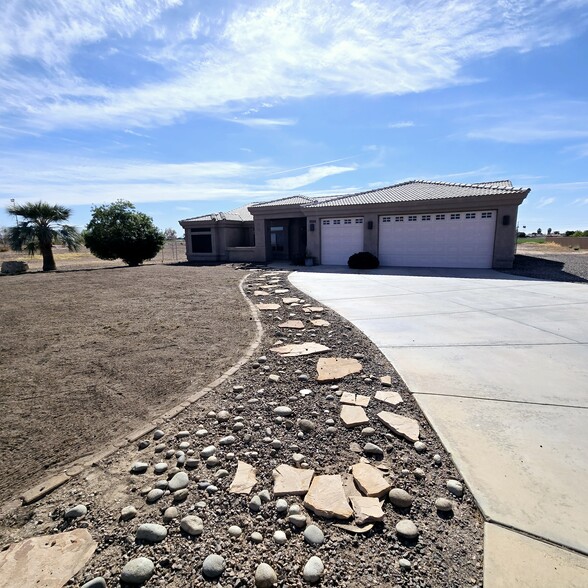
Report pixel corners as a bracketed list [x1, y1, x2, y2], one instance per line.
[270, 225, 288, 260]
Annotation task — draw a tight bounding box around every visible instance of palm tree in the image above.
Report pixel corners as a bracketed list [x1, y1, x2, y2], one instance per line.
[6, 201, 82, 271]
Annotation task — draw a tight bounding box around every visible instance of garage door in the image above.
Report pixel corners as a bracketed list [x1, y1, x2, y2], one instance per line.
[378, 211, 496, 268]
[321, 217, 364, 265]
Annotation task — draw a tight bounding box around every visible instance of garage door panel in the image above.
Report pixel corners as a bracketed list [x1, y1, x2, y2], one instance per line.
[321, 218, 364, 265]
[379, 212, 496, 268]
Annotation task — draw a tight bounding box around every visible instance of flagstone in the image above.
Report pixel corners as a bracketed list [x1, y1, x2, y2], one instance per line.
[303, 474, 353, 519]
[374, 390, 403, 406]
[340, 392, 370, 407]
[273, 464, 315, 496]
[316, 357, 362, 382]
[278, 320, 305, 330]
[377, 411, 420, 442]
[380, 375, 392, 387]
[254, 291, 269, 296]
[303, 306, 324, 313]
[350, 496, 386, 525]
[0, 529, 97, 588]
[340, 405, 370, 428]
[229, 461, 257, 495]
[351, 462, 392, 498]
[256, 303, 281, 311]
[271, 342, 330, 357]
[282, 297, 300, 304]
[310, 319, 330, 327]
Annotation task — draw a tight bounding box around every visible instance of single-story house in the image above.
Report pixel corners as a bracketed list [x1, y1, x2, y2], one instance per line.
[179, 179, 530, 269]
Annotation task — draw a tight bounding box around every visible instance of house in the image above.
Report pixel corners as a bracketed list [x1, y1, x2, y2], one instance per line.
[179, 179, 530, 269]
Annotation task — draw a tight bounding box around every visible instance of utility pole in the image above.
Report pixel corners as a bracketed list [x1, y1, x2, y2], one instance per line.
[10, 198, 18, 226]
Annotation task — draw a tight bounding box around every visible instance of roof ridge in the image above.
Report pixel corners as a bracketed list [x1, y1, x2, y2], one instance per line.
[251, 194, 313, 207]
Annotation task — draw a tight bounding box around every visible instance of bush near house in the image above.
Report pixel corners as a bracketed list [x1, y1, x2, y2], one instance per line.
[348, 251, 380, 269]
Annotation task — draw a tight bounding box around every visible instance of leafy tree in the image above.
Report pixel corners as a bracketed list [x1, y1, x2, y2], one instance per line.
[547, 228, 552, 235]
[84, 200, 165, 267]
[5, 201, 81, 271]
[537, 228, 542, 235]
[164, 228, 178, 240]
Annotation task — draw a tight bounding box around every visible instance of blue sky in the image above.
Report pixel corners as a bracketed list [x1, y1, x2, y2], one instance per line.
[1, 0, 588, 234]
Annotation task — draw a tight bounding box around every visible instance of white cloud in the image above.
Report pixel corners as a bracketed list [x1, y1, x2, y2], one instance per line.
[266, 165, 357, 190]
[1, 1, 586, 132]
[388, 121, 415, 129]
[572, 198, 588, 205]
[537, 196, 556, 208]
[227, 118, 297, 128]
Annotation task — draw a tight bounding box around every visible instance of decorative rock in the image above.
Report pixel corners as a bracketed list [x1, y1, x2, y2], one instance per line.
[153, 429, 164, 440]
[388, 488, 414, 508]
[276, 498, 288, 513]
[396, 519, 419, 539]
[64, 504, 87, 519]
[374, 390, 403, 406]
[399, 558, 412, 570]
[120, 557, 155, 585]
[81, 578, 107, 588]
[255, 563, 278, 587]
[180, 515, 204, 536]
[273, 530, 287, 544]
[351, 462, 391, 498]
[377, 411, 420, 442]
[303, 525, 325, 546]
[219, 435, 236, 445]
[201, 445, 216, 459]
[259, 489, 272, 503]
[268, 374, 280, 383]
[273, 464, 314, 496]
[136, 523, 167, 543]
[196, 429, 208, 437]
[363, 442, 384, 457]
[153, 462, 168, 474]
[435, 497, 454, 512]
[380, 375, 392, 387]
[447, 479, 464, 497]
[316, 357, 362, 382]
[120, 506, 137, 521]
[310, 319, 330, 327]
[173, 488, 189, 502]
[433, 454, 442, 465]
[303, 474, 353, 519]
[303, 556, 325, 584]
[288, 514, 307, 528]
[130, 462, 148, 474]
[229, 460, 257, 495]
[249, 495, 262, 512]
[146, 489, 164, 503]
[202, 554, 226, 579]
[137, 440, 150, 450]
[0, 261, 28, 275]
[217, 410, 231, 422]
[274, 406, 292, 417]
[206, 456, 220, 468]
[250, 531, 263, 543]
[177, 430, 190, 438]
[256, 303, 281, 311]
[206, 484, 219, 494]
[163, 507, 178, 522]
[414, 441, 427, 453]
[169, 471, 189, 491]
[414, 468, 425, 480]
[270, 342, 330, 357]
[228, 525, 242, 537]
[279, 319, 305, 329]
[299, 419, 316, 433]
[340, 392, 370, 407]
[154, 443, 166, 453]
[215, 469, 229, 479]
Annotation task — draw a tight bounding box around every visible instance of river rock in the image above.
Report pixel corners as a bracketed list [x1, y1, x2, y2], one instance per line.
[120, 557, 155, 584]
[447, 479, 464, 497]
[136, 523, 167, 543]
[64, 504, 87, 519]
[303, 525, 325, 546]
[435, 497, 454, 512]
[168, 471, 189, 491]
[180, 515, 203, 536]
[255, 563, 278, 587]
[202, 554, 226, 579]
[396, 519, 419, 539]
[303, 556, 324, 584]
[388, 488, 414, 508]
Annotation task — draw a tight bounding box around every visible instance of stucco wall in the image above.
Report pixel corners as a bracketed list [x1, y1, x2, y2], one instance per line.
[545, 236, 588, 249]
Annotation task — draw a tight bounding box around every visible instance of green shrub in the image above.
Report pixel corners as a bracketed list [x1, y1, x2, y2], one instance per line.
[348, 251, 379, 269]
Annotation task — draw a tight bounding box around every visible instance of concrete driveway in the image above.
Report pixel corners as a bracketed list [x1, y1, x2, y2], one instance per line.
[290, 267, 588, 586]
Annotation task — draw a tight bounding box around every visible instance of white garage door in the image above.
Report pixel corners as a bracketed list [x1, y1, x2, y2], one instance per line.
[378, 211, 496, 268]
[321, 217, 364, 265]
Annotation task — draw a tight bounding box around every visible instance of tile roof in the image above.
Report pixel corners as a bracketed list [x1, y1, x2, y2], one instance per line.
[181, 203, 254, 222]
[303, 180, 529, 208]
[249, 195, 317, 207]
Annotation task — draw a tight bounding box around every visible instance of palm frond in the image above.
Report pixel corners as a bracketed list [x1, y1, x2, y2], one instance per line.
[57, 225, 82, 251]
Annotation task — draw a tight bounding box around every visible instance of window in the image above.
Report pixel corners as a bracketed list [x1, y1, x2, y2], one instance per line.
[333, 219, 341, 225]
[355, 218, 363, 224]
[322, 220, 330, 225]
[395, 216, 404, 222]
[450, 213, 461, 220]
[408, 215, 417, 222]
[481, 212, 492, 219]
[382, 217, 391, 223]
[191, 228, 212, 253]
[466, 212, 476, 219]
[344, 219, 352, 224]
[421, 215, 431, 221]
[436, 214, 445, 220]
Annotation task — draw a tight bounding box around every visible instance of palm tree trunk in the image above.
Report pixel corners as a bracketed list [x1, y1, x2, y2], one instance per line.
[40, 243, 57, 271]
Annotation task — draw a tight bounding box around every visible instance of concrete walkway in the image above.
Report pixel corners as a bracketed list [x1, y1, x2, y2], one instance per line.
[290, 267, 588, 586]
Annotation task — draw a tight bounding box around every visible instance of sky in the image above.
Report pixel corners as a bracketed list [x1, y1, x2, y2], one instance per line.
[1, 0, 588, 234]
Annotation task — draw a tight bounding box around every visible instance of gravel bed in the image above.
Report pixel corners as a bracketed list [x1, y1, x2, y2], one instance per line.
[0, 269, 484, 588]
[498, 252, 588, 283]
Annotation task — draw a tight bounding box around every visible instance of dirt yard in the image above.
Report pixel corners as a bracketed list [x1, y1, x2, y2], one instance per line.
[0, 259, 252, 504]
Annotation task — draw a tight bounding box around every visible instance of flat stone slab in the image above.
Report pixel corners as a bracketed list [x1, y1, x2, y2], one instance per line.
[310, 319, 330, 327]
[351, 462, 392, 498]
[377, 411, 419, 442]
[374, 390, 403, 406]
[0, 529, 97, 588]
[340, 405, 370, 428]
[271, 342, 330, 357]
[256, 303, 281, 311]
[316, 357, 362, 382]
[340, 392, 370, 407]
[303, 306, 324, 313]
[279, 320, 305, 330]
[273, 464, 314, 496]
[304, 474, 353, 519]
[254, 290, 269, 296]
[282, 297, 300, 304]
[229, 461, 257, 495]
[334, 522, 374, 534]
[21, 473, 70, 505]
[380, 375, 392, 387]
[350, 496, 385, 525]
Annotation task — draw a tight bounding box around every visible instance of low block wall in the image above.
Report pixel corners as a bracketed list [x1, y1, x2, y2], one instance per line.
[545, 237, 588, 250]
[227, 247, 259, 263]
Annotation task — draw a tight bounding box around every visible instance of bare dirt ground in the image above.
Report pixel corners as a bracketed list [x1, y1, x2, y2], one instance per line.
[0, 250, 251, 505]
